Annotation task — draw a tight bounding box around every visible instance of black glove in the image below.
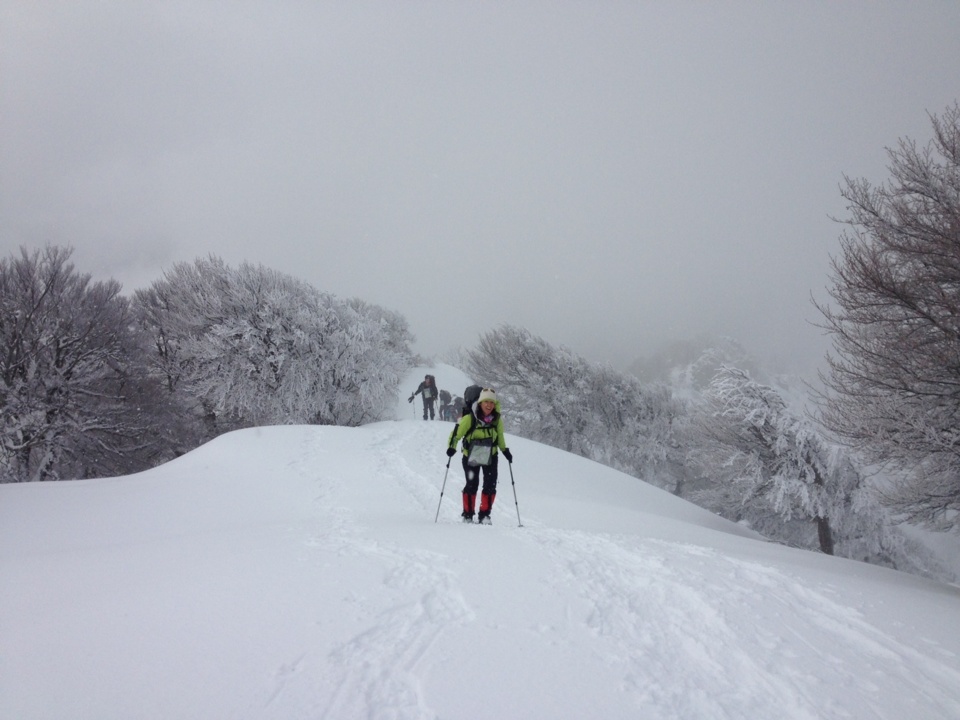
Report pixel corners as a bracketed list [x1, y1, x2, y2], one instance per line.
[502, 448, 513, 463]
[408, 396, 414, 403]
[446, 447, 457, 457]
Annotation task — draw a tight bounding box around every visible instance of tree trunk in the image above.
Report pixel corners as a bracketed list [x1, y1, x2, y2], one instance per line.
[816, 516, 835, 555]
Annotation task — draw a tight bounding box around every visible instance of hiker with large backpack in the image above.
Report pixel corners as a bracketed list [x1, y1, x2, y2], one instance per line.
[438, 389, 453, 421]
[408, 374, 438, 420]
[445, 386, 513, 524]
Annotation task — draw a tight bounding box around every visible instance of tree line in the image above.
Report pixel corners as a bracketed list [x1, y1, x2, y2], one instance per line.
[0, 250, 412, 483]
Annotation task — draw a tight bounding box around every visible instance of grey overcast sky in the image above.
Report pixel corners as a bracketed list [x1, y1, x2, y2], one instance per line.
[2, 1, 959, 376]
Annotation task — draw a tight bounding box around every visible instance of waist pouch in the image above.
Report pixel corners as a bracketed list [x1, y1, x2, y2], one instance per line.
[466, 437, 494, 466]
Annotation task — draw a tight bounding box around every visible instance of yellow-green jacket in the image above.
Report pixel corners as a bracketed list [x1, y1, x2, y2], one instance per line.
[448, 400, 507, 459]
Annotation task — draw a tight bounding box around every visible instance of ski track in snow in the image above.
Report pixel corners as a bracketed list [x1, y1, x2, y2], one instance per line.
[289, 424, 476, 720]
[525, 529, 960, 719]
[370, 421, 451, 518]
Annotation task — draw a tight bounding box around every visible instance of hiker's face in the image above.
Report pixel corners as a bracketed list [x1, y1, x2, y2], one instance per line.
[479, 400, 495, 414]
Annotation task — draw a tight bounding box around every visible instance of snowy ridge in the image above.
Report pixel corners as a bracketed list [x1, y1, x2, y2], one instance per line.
[3, 377, 960, 718]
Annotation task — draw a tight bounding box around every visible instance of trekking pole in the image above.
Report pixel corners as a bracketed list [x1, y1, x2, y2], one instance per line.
[434, 457, 452, 523]
[507, 460, 523, 527]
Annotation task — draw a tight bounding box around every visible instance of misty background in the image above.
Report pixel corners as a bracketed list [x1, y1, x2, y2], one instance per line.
[3, 1, 959, 375]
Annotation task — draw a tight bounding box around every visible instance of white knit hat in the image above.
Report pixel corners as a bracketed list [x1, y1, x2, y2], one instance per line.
[477, 388, 497, 404]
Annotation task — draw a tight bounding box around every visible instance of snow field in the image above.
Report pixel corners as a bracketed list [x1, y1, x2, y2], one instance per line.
[2, 383, 960, 718]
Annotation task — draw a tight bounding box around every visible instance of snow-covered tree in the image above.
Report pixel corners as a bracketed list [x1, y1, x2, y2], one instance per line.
[688, 367, 870, 554]
[816, 103, 960, 531]
[466, 325, 681, 487]
[0, 246, 163, 482]
[134, 257, 410, 436]
[345, 298, 415, 362]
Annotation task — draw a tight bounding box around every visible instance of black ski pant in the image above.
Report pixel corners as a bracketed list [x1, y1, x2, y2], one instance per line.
[462, 455, 498, 496]
[421, 397, 436, 420]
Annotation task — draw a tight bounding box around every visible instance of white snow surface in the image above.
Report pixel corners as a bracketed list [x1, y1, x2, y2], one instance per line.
[3, 366, 960, 720]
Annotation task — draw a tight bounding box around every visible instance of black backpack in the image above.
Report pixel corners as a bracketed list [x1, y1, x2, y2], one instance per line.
[463, 384, 483, 411]
[439, 389, 452, 404]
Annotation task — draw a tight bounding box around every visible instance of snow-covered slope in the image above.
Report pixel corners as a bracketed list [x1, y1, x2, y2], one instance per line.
[2, 368, 960, 719]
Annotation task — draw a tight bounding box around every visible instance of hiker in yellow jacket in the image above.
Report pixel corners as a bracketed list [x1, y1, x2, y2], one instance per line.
[446, 388, 513, 524]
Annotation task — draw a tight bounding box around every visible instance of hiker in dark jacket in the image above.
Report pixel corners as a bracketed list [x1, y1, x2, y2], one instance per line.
[438, 389, 455, 421]
[408, 374, 438, 420]
[446, 388, 513, 524]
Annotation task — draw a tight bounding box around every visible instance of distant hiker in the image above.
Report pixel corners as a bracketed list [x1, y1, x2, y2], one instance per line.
[446, 387, 513, 524]
[438, 389, 454, 421]
[408, 374, 438, 420]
